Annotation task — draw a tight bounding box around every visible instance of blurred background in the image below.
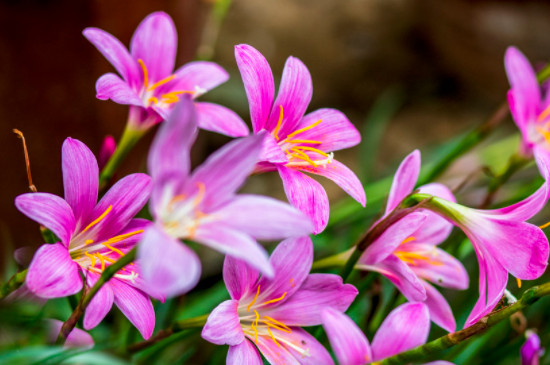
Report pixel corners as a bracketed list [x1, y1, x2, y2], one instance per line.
[1, 0, 550, 363]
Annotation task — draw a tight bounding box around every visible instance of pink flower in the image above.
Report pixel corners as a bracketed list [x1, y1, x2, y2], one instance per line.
[83, 11, 248, 136]
[522, 331, 544, 365]
[202, 236, 358, 364]
[234, 44, 366, 233]
[15, 138, 156, 339]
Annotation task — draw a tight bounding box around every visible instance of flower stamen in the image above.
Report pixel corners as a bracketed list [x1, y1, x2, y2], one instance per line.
[247, 285, 261, 312]
[82, 205, 113, 233]
[273, 105, 284, 141]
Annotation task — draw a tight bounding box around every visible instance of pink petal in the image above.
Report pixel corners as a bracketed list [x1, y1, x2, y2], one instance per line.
[138, 225, 201, 298]
[227, 340, 263, 365]
[235, 44, 275, 133]
[269, 273, 358, 326]
[27, 243, 82, 298]
[371, 302, 430, 361]
[82, 27, 140, 88]
[298, 159, 366, 207]
[485, 182, 549, 222]
[201, 299, 244, 346]
[254, 334, 300, 365]
[422, 281, 456, 332]
[62, 138, 99, 228]
[195, 102, 249, 137]
[214, 194, 314, 240]
[47, 319, 94, 349]
[167, 61, 229, 95]
[110, 279, 155, 340]
[83, 273, 114, 330]
[15, 193, 75, 246]
[361, 212, 427, 265]
[193, 223, 273, 278]
[259, 134, 288, 163]
[292, 108, 361, 151]
[521, 331, 542, 365]
[277, 166, 329, 234]
[266, 56, 312, 138]
[95, 73, 143, 106]
[130, 11, 177, 83]
[386, 150, 420, 214]
[223, 256, 260, 301]
[322, 308, 372, 365]
[414, 183, 456, 244]
[98, 135, 116, 171]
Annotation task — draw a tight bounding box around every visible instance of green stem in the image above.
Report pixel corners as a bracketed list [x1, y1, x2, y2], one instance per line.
[480, 154, 530, 208]
[56, 247, 137, 344]
[0, 269, 27, 299]
[197, 0, 233, 60]
[378, 281, 550, 365]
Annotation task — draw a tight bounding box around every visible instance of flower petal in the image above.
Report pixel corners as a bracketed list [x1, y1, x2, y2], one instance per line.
[269, 273, 358, 326]
[223, 256, 260, 301]
[202, 299, 244, 346]
[422, 281, 456, 332]
[298, 159, 366, 207]
[195, 102, 249, 137]
[414, 183, 456, 244]
[110, 279, 155, 340]
[95, 73, 143, 106]
[277, 166, 329, 234]
[214, 194, 313, 240]
[227, 339, 263, 365]
[62, 138, 99, 227]
[386, 150, 420, 214]
[130, 11, 177, 83]
[521, 331, 542, 365]
[83, 27, 140, 87]
[371, 303, 430, 361]
[138, 225, 201, 298]
[168, 61, 229, 94]
[47, 319, 94, 349]
[259, 134, 288, 163]
[27, 243, 82, 298]
[15, 193, 75, 246]
[292, 108, 361, 151]
[322, 308, 372, 365]
[235, 44, 275, 132]
[83, 273, 114, 330]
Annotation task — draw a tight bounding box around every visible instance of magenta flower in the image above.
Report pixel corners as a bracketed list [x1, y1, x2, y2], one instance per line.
[202, 236, 358, 364]
[522, 331, 544, 365]
[505, 46, 550, 169]
[357, 150, 468, 332]
[15, 138, 156, 339]
[83, 11, 248, 136]
[138, 97, 314, 298]
[382, 149, 549, 327]
[234, 44, 366, 233]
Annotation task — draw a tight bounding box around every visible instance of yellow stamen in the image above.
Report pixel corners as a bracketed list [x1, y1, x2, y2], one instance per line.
[395, 251, 443, 266]
[262, 292, 287, 305]
[102, 242, 125, 257]
[273, 105, 284, 141]
[517, 278, 522, 288]
[266, 326, 281, 348]
[138, 59, 149, 89]
[293, 145, 329, 157]
[84, 252, 96, 267]
[147, 74, 175, 92]
[539, 221, 550, 230]
[147, 96, 159, 105]
[538, 104, 550, 122]
[82, 205, 113, 233]
[251, 322, 258, 343]
[263, 316, 292, 333]
[85, 239, 94, 245]
[253, 309, 260, 327]
[401, 236, 416, 245]
[265, 321, 291, 333]
[247, 285, 261, 312]
[95, 253, 106, 271]
[285, 119, 322, 140]
[284, 139, 322, 145]
[105, 229, 145, 245]
[289, 148, 317, 167]
[194, 182, 206, 207]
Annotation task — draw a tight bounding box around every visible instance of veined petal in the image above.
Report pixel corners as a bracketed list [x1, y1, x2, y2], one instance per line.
[202, 299, 244, 346]
[227, 340, 262, 365]
[269, 274, 358, 326]
[95, 73, 143, 106]
[235, 44, 275, 132]
[168, 61, 229, 94]
[386, 150, 420, 214]
[27, 243, 82, 298]
[484, 182, 549, 222]
[214, 194, 313, 240]
[422, 281, 456, 332]
[223, 256, 260, 301]
[130, 11, 176, 83]
[138, 225, 201, 298]
[83, 273, 114, 330]
[194, 223, 273, 278]
[83, 28, 140, 87]
[292, 108, 361, 151]
[15, 193, 76, 246]
[110, 278, 155, 340]
[298, 159, 366, 207]
[62, 138, 99, 228]
[195, 102, 250, 137]
[322, 308, 372, 365]
[371, 303, 430, 361]
[254, 334, 300, 365]
[46, 319, 94, 349]
[260, 134, 288, 164]
[277, 166, 329, 234]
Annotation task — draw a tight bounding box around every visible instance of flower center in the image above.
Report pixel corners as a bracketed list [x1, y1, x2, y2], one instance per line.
[533, 104, 550, 148]
[162, 182, 208, 238]
[394, 236, 443, 267]
[272, 105, 334, 168]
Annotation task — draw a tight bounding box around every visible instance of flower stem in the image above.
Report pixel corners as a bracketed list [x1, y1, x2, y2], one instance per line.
[480, 153, 530, 208]
[378, 281, 550, 365]
[56, 247, 136, 344]
[0, 269, 27, 299]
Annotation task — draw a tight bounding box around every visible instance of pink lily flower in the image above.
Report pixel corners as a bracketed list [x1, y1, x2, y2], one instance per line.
[234, 44, 366, 233]
[380, 149, 549, 327]
[83, 11, 248, 136]
[521, 330, 544, 365]
[357, 150, 468, 332]
[322, 302, 455, 364]
[202, 236, 358, 364]
[505, 46, 550, 169]
[15, 138, 157, 339]
[138, 97, 314, 298]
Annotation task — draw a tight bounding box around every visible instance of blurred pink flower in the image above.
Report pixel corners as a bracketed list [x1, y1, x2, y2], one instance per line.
[522, 330, 544, 365]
